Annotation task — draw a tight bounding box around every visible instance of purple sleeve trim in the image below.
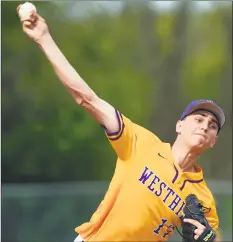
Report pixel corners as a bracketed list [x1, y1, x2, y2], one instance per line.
[105, 109, 123, 137]
[108, 112, 125, 141]
[108, 122, 125, 141]
[100, 109, 125, 141]
[100, 110, 125, 141]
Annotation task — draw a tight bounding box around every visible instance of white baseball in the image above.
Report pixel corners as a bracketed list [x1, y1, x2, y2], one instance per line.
[18, 2, 37, 19]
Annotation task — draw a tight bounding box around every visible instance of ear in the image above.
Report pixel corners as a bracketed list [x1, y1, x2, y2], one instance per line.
[176, 120, 183, 134]
[210, 136, 218, 148]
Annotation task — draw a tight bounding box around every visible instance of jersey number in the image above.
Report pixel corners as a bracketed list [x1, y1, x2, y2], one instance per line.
[153, 218, 174, 238]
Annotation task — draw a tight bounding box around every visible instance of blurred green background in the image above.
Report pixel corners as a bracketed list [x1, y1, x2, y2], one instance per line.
[2, 1, 232, 242]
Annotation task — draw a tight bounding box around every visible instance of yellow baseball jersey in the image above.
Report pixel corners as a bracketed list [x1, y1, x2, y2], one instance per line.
[75, 110, 220, 241]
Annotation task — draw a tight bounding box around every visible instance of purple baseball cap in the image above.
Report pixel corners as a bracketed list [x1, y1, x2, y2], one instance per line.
[180, 99, 225, 130]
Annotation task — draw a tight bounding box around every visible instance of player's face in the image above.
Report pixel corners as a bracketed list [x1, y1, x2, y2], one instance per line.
[176, 110, 219, 151]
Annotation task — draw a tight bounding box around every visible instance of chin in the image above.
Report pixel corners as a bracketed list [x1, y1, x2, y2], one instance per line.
[188, 138, 208, 150]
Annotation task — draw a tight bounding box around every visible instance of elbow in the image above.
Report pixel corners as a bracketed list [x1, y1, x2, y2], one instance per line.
[77, 90, 98, 109]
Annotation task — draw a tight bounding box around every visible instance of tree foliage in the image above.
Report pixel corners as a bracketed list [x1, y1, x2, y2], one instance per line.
[2, 1, 232, 183]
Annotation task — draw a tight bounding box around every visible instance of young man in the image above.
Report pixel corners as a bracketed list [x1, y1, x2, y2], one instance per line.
[17, 6, 225, 242]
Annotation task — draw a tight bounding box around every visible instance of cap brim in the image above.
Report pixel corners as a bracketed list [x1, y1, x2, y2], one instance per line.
[188, 102, 225, 128]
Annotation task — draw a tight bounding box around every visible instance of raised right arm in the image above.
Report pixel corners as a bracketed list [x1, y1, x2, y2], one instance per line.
[18, 8, 118, 133]
[17, 7, 136, 160]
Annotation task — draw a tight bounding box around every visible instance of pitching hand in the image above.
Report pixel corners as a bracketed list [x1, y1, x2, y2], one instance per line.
[17, 4, 49, 43]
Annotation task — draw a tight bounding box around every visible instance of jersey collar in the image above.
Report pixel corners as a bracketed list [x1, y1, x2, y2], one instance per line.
[160, 143, 204, 180]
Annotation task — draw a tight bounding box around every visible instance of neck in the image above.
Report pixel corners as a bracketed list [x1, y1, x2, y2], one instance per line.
[171, 141, 201, 172]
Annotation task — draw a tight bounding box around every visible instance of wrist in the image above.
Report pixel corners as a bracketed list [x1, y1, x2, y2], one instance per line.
[37, 33, 54, 49]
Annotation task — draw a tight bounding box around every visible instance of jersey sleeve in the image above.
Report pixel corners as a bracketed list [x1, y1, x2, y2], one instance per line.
[102, 109, 135, 161]
[205, 197, 221, 237]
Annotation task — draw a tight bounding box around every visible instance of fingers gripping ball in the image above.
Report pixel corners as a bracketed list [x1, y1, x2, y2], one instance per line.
[18, 2, 36, 19]
[181, 194, 216, 242]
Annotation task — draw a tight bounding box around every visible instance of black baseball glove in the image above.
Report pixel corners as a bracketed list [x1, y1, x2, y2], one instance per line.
[180, 194, 216, 242]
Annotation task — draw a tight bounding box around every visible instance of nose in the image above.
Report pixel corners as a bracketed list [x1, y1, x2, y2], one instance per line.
[200, 121, 209, 132]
